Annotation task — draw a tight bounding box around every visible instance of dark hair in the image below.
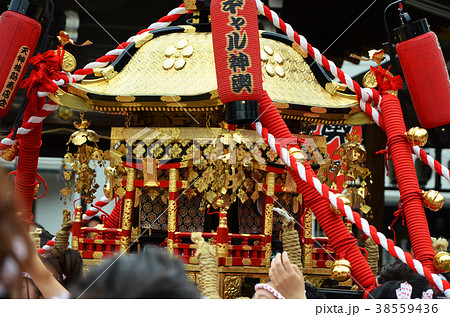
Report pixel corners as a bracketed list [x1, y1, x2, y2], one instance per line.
[86, 216, 103, 226]
[369, 273, 435, 299]
[70, 246, 201, 299]
[377, 260, 414, 284]
[42, 248, 83, 288]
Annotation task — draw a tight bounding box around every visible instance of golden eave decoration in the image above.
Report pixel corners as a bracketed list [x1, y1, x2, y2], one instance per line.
[50, 26, 372, 125]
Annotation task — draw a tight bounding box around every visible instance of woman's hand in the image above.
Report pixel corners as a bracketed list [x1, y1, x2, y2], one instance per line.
[269, 251, 306, 299]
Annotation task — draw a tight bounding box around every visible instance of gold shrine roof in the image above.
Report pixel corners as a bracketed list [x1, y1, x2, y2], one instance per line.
[51, 26, 372, 125]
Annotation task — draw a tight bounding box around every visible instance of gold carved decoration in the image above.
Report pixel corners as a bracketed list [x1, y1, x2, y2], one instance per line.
[264, 203, 274, 237]
[302, 208, 313, 268]
[166, 238, 174, 255]
[223, 276, 242, 299]
[186, 272, 197, 284]
[216, 243, 229, 258]
[119, 236, 131, 253]
[93, 252, 104, 259]
[168, 168, 179, 233]
[167, 201, 178, 232]
[163, 38, 194, 71]
[242, 258, 251, 266]
[261, 46, 286, 78]
[264, 242, 272, 267]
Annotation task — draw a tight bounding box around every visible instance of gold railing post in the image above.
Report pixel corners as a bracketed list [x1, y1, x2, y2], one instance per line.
[167, 168, 179, 255]
[120, 167, 137, 253]
[302, 207, 313, 269]
[263, 171, 275, 266]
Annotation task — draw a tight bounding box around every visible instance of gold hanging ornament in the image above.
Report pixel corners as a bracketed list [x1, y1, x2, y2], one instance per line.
[351, 49, 398, 96]
[331, 259, 352, 282]
[322, 131, 373, 218]
[54, 30, 91, 73]
[433, 251, 450, 273]
[61, 112, 104, 204]
[422, 190, 445, 211]
[405, 127, 428, 147]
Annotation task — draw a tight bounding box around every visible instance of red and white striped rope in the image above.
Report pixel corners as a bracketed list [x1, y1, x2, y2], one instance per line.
[0, 73, 75, 155]
[254, 0, 385, 130]
[82, 196, 113, 222]
[253, 121, 450, 298]
[72, 4, 190, 82]
[412, 145, 450, 182]
[0, 102, 59, 154]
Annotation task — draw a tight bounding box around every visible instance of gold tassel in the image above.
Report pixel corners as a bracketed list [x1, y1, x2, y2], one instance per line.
[281, 218, 303, 270]
[54, 209, 73, 251]
[364, 238, 379, 277]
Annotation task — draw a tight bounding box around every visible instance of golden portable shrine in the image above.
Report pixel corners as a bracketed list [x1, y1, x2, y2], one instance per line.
[1, 0, 450, 299]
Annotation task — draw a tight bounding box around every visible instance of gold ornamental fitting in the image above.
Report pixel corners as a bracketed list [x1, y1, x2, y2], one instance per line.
[33, 183, 40, 197]
[288, 147, 306, 165]
[330, 194, 351, 216]
[433, 251, 450, 273]
[215, 198, 224, 209]
[218, 212, 228, 228]
[331, 259, 352, 282]
[67, 119, 100, 146]
[54, 49, 77, 73]
[0, 143, 19, 161]
[103, 183, 112, 199]
[405, 127, 428, 147]
[422, 190, 445, 211]
[183, 0, 198, 10]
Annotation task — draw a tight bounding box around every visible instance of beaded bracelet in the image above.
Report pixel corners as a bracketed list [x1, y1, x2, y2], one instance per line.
[254, 283, 285, 299]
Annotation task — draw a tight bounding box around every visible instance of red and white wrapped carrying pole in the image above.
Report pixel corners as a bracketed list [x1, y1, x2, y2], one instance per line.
[0, 0, 44, 118]
[394, 18, 450, 145]
[210, 0, 263, 124]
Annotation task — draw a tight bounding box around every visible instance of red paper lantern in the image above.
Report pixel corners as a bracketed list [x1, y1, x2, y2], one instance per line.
[0, 0, 44, 118]
[210, 0, 263, 124]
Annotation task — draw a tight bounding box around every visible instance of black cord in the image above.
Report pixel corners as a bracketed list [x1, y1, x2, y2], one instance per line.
[36, 0, 54, 54]
[383, 0, 403, 76]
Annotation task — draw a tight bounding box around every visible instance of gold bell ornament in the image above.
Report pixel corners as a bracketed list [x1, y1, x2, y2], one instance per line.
[433, 251, 450, 273]
[0, 142, 19, 161]
[405, 127, 428, 147]
[331, 259, 352, 282]
[422, 190, 445, 211]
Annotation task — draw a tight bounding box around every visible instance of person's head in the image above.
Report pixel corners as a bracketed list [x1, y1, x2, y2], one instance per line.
[70, 246, 201, 298]
[369, 274, 436, 299]
[42, 248, 83, 289]
[86, 216, 102, 239]
[86, 216, 102, 228]
[377, 260, 415, 285]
